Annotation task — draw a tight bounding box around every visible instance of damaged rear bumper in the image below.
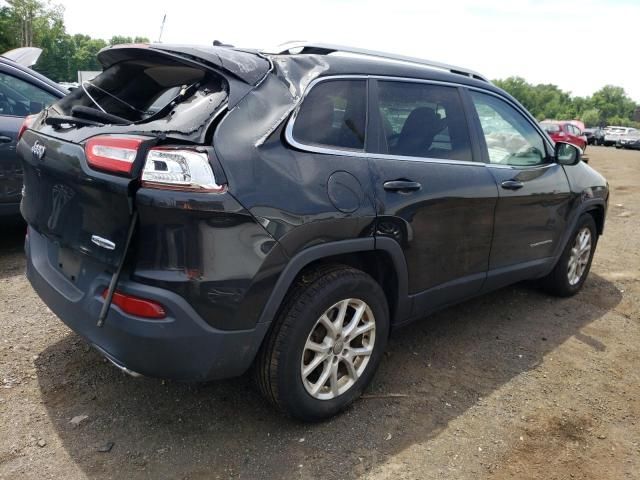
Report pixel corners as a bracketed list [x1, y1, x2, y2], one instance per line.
[26, 228, 269, 381]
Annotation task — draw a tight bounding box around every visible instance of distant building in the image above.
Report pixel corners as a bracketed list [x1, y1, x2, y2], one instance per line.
[634, 106, 640, 122]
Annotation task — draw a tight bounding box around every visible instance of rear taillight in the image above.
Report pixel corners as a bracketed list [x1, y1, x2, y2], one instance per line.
[102, 289, 166, 319]
[17, 114, 37, 141]
[85, 136, 145, 175]
[84, 136, 225, 192]
[141, 148, 225, 192]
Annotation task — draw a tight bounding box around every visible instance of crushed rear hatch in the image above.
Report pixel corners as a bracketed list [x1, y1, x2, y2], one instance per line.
[20, 130, 158, 268]
[18, 45, 258, 270]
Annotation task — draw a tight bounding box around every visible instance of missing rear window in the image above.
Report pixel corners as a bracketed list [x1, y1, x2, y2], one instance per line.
[57, 59, 227, 124]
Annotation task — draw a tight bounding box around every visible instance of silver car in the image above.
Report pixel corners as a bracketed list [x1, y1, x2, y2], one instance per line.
[604, 126, 637, 146]
[616, 130, 640, 150]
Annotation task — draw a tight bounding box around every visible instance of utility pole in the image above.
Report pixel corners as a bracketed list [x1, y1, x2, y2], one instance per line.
[157, 13, 166, 43]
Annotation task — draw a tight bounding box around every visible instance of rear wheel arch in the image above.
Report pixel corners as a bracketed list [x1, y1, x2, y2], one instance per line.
[257, 238, 409, 328]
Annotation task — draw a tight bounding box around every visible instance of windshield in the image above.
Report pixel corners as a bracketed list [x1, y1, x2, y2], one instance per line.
[56, 59, 227, 123]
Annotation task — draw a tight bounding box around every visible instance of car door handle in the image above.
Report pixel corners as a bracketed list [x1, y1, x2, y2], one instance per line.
[0, 135, 13, 144]
[383, 180, 421, 192]
[500, 180, 524, 190]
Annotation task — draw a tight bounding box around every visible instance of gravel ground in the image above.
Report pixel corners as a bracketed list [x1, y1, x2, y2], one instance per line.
[1, 146, 639, 480]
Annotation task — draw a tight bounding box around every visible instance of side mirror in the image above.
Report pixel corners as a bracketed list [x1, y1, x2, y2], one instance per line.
[555, 142, 581, 165]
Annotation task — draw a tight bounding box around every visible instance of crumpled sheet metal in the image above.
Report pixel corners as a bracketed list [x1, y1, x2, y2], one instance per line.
[253, 55, 330, 147]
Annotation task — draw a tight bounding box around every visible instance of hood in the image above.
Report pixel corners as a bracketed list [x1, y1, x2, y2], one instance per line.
[1, 47, 42, 67]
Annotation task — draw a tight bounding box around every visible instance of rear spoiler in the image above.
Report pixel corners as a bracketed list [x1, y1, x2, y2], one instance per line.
[97, 44, 271, 108]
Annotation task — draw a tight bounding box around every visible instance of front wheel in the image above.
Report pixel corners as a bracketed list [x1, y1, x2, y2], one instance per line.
[255, 265, 389, 421]
[540, 214, 597, 296]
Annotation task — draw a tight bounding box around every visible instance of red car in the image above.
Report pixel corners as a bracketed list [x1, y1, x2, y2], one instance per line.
[540, 121, 587, 151]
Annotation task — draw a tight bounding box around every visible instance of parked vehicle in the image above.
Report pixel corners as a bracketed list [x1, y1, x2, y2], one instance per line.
[0, 48, 67, 217]
[18, 42, 609, 421]
[584, 127, 605, 146]
[567, 120, 585, 132]
[603, 126, 637, 146]
[616, 130, 640, 150]
[540, 120, 587, 151]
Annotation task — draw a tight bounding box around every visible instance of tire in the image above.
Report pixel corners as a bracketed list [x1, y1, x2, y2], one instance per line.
[255, 265, 389, 421]
[540, 214, 597, 297]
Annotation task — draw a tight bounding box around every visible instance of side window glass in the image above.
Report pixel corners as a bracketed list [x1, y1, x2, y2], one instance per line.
[0, 72, 58, 117]
[470, 91, 547, 167]
[292, 79, 366, 150]
[372, 81, 472, 161]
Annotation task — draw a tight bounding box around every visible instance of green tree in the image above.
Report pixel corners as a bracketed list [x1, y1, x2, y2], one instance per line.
[30, 3, 72, 80]
[581, 108, 601, 127]
[108, 35, 149, 46]
[71, 34, 107, 73]
[2, 1, 149, 81]
[494, 77, 534, 111]
[589, 85, 636, 124]
[0, 5, 20, 52]
[494, 77, 575, 120]
[494, 76, 639, 127]
[6, 0, 46, 47]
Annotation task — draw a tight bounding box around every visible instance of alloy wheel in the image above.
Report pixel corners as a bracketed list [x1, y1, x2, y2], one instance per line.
[568, 227, 592, 285]
[301, 298, 376, 400]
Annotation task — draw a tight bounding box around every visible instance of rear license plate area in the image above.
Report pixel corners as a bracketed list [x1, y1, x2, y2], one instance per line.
[57, 247, 82, 283]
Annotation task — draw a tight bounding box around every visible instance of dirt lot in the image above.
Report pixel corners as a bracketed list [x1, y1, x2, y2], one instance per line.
[1, 145, 639, 480]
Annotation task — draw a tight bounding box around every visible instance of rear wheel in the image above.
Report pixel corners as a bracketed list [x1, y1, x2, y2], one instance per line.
[255, 265, 389, 421]
[540, 214, 597, 296]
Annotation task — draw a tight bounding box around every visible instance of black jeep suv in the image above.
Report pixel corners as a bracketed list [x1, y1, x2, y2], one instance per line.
[18, 42, 608, 421]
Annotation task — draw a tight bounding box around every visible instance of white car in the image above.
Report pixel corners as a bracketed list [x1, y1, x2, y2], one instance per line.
[603, 126, 637, 146]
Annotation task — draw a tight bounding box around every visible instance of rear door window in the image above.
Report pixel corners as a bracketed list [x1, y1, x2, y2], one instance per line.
[370, 81, 472, 161]
[291, 79, 367, 151]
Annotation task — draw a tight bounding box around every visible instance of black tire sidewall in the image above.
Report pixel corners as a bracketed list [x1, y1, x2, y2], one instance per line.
[276, 272, 389, 421]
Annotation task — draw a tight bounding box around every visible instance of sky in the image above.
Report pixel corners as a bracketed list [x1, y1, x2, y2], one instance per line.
[55, 0, 640, 101]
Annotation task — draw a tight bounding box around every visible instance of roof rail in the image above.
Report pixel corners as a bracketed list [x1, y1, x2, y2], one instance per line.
[263, 42, 488, 83]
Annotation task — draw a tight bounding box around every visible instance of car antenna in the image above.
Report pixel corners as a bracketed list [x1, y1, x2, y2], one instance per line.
[157, 13, 167, 43]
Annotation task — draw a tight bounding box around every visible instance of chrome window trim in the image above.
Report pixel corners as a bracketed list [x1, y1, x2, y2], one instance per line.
[284, 74, 554, 169]
[485, 162, 557, 171]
